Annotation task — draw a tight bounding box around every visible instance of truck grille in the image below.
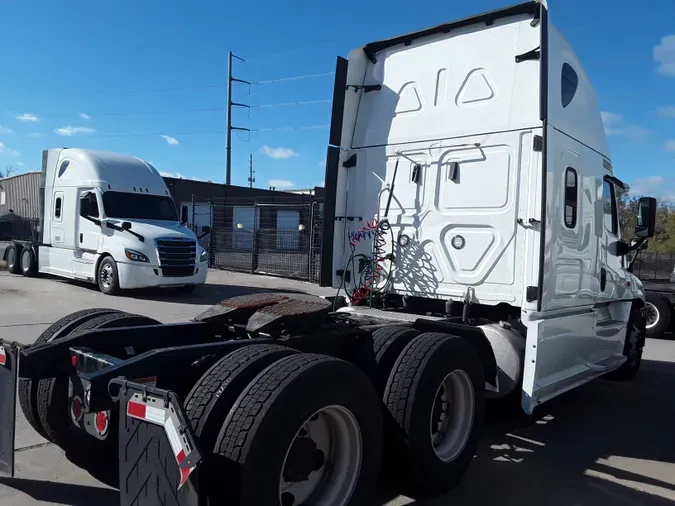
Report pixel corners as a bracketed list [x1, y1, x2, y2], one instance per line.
[156, 238, 196, 277]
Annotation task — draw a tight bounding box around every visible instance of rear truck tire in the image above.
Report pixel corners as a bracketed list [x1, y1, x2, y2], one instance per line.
[644, 292, 672, 338]
[36, 313, 159, 457]
[213, 354, 383, 506]
[6, 244, 21, 274]
[358, 326, 419, 395]
[184, 344, 298, 451]
[176, 284, 197, 294]
[20, 247, 37, 277]
[383, 332, 485, 498]
[605, 305, 646, 382]
[97, 256, 120, 295]
[18, 308, 123, 441]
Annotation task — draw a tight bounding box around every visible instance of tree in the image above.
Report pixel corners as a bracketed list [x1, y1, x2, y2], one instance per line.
[0, 165, 16, 178]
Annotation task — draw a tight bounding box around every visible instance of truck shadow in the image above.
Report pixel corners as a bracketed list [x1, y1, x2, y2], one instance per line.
[55, 276, 319, 306]
[375, 358, 675, 506]
[0, 477, 118, 506]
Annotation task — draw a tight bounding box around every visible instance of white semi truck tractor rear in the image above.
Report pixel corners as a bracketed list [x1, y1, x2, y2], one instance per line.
[0, 2, 658, 505]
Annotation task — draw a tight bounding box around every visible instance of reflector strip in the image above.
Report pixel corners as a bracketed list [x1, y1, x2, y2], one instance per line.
[127, 401, 146, 419]
[145, 405, 166, 425]
[164, 417, 182, 457]
[0, 347, 6, 366]
[127, 401, 166, 425]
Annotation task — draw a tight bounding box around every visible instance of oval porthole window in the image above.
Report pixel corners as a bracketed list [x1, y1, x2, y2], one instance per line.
[561, 63, 579, 108]
[58, 160, 70, 178]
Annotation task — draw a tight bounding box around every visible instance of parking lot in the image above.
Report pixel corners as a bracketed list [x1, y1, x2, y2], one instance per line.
[1, 268, 674, 506]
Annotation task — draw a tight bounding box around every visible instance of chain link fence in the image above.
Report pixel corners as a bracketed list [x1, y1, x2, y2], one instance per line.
[632, 252, 675, 282]
[196, 196, 323, 282]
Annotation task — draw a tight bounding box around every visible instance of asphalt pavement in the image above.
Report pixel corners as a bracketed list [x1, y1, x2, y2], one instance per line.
[0, 269, 674, 506]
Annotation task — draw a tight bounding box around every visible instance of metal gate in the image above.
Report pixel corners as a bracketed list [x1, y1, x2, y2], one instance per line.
[209, 198, 323, 282]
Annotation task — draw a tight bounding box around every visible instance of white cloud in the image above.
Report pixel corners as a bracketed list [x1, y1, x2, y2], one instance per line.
[0, 125, 13, 134]
[268, 179, 295, 188]
[79, 112, 91, 120]
[161, 135, 179, 145]
[261, 146, 298, 159]
[26, 133, 41, 138]
[17, 161, 24, 166]
[159, 171, 200, 181]
[55, 126, 95, 136]
[15, 113, 39, 122]
[658, 106, 675, 117]
[654, 35, 675, 76]
[600, 111, 649, 139]
[601, 111, 622, 125]
[665, 140, 675, 152]
[0, 142, 19, 156]
[629, 175, 675, 200]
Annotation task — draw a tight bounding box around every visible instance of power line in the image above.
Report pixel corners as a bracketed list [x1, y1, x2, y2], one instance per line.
[251, 72, 336, 85]
[254, 99, 332, 109]
[91, 106, 224, 117]
[44, 125, 328, 140]
[255, 125, 329, 132]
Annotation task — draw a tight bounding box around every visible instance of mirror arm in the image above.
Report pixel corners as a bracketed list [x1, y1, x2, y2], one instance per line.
[626, 238, 647, 273]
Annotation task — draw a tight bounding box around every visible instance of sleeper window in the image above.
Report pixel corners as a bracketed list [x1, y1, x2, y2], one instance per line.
[603, 180, 618, 235]
[561, 63, 579, 108]
[564, 168, 577, 228]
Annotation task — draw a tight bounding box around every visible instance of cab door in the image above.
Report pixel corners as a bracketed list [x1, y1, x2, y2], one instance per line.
[77, 189, 102, 252]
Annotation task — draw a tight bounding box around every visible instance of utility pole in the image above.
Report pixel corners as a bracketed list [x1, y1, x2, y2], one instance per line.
[248, 153, 255, 188]
[226, 51, 251, 185]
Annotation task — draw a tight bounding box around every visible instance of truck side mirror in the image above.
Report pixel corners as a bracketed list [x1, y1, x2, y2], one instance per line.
[609, 240, 631, 257]
[201, 225, 211, 234]
[181, 206, 188, 225]
[121, 221, 132, 230]
[635, 197, 657, 238]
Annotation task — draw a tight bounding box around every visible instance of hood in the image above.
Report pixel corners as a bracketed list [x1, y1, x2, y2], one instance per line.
[112, 219, 197, 241]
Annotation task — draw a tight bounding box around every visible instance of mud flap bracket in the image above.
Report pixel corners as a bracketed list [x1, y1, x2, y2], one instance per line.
[114, 380, 202, 506]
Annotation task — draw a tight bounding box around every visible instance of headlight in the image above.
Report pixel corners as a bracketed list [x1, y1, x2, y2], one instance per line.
[125, 249, 150, 262]
[200, 248, 208, 262]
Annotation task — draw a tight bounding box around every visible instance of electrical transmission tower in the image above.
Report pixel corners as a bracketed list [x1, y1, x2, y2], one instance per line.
[248, 153, 255, 188]
[226, 51, 250, 185]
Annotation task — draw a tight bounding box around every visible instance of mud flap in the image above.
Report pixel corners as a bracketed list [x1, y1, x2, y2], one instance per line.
[112, 380, 203, 506]
[0, 345, 19, 477]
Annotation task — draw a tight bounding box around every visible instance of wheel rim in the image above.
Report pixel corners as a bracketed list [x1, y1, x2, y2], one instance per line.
[100, 263, 114, 289]
[645, 302, 659, 330]
[7, 248, 15, 267]
[430, 369, 475, 463]
[21, 250, 31, 271]
[279, 405, 362, 506]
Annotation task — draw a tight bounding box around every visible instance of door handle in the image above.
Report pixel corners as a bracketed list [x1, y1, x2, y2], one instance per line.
[80, 233, 83, 243]
[600, 268, 607, 291]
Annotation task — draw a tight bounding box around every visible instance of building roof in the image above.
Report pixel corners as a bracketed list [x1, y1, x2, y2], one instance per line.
[0, 170, 41, 183]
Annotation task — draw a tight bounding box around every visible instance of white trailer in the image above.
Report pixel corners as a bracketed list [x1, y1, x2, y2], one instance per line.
[3, 149, 209, 294]
[0, 2, 660, 505]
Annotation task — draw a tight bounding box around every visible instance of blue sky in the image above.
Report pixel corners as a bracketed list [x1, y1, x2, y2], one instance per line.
[0, 0, 673, 196]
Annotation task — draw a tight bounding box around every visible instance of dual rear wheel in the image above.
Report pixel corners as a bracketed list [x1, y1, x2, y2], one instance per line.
[5, 243, 37, 276]
[185, 327, 484, 505]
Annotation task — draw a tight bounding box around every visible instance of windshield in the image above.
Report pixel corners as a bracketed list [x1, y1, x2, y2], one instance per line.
[102, 191, 178, 221]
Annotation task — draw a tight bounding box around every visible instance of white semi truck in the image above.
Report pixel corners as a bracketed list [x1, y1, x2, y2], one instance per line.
[0, 2, 659, 505]
[3, 148, 209, 294]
